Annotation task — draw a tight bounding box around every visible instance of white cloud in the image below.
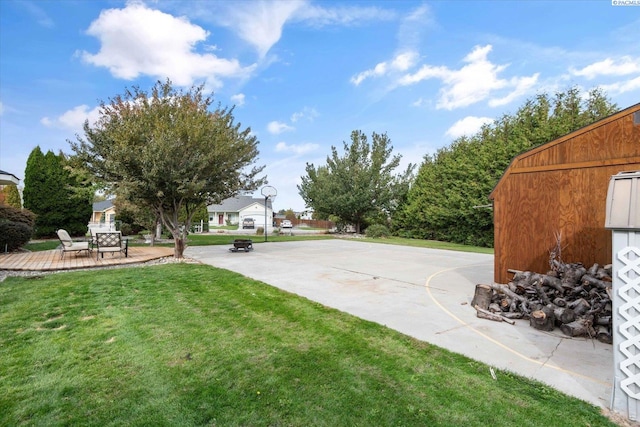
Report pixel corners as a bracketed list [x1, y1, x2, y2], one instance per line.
[221, 1, 305, 58]
[275, 141, 319, 155]
[351, 51, 418, 86]
[445, 116, 494, 139]
[599, 76, 640, 96]
[41, 104, 101, 131]
[173, 1, 393, 60]
[231, 93, 246, 106]
[267, 121, 294, 134]
[571, 56, 640, 79]
[20, 1, 54, 28]
[290, 107, 319, 122]
[489, 73, 539, 107]
[397, 5, 433, 51]
[398, 44, 537, 110]
[294, 4, 396, 27]
[80, 3, 255, 87]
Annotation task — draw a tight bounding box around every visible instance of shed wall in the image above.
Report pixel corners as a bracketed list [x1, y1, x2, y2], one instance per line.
[492, 105, 640, 284]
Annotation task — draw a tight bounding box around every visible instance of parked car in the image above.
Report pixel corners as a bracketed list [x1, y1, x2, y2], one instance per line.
[281, 219, 293, 228]
[242, 218, 255, 229]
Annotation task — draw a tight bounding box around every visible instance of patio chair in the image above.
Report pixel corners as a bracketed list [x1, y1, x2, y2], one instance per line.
[56, 229, 91, 259]
[95, 231, 128, 260]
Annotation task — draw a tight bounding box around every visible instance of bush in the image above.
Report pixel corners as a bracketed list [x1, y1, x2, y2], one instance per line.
[256, 227, 264, 236]
[0, 204, 36, 227]
[0, 219, 32, 251]
[119, 223, 133, 236]
[365, 224, 390, 238]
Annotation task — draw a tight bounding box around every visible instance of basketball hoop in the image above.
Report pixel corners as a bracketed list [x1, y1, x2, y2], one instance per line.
[261, 186, 277, 242]
[261, 185, 277, 199]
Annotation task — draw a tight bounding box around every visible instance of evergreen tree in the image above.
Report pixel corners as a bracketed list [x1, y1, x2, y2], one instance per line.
[394, 87, 618, 247]
[23, 146, 91, 237]
[3, 184, 21, 208]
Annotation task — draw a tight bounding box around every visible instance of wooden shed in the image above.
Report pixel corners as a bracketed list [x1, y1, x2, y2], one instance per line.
[490, 103, 640, 284]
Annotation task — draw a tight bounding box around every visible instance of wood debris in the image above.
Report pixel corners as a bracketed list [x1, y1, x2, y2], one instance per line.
[472, 261, 613, 343]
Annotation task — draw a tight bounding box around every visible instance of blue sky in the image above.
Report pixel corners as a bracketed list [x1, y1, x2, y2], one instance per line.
[1, 0, 639, 211]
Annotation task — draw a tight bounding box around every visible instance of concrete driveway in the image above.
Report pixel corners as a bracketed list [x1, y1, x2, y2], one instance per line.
[186, 239, 612, 408]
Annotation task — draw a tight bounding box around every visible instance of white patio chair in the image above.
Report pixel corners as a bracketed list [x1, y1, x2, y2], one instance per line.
[56, 229, 91, 259]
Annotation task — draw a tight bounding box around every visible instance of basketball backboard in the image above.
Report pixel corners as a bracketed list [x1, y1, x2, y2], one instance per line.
[261, 185, 277, 198]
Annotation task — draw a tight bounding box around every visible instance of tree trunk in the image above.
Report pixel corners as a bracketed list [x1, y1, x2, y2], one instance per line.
[174, 236, 185, 258]
[471, 284, 493, 310]
[155, 221, 162, 240]
[560, 318, 594, 337]
[552, 306, 576, 325]
[596, 325, 613, 344]
[474, 305, 515, 325]
[529, 306, 555, 331]
[568, 298, 591, 316]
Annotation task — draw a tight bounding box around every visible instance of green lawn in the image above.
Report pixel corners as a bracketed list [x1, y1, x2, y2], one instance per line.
[24, 234, 492, 254]
[355, 236, 494, 254]
[186, 233, 333, 246]
[0, 264, 613, 426]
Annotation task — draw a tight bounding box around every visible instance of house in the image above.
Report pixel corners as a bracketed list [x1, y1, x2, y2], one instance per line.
[0, 169, 20, 205]
[489, 103, 640, 284]
[208, 196, 273, 230]
[90, 199, 117, 231]
[0, 169, 19, 186]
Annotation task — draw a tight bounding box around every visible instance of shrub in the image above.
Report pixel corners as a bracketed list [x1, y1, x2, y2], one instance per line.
[0, 219, 32, 251]
[0, 204, 36, 227]
[119, 223, 133, 236]
[365, 224, 390, 238]
[256, 227, 264, 236]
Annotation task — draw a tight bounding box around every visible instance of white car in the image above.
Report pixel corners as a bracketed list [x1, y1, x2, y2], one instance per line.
[281, 220, 293, 228]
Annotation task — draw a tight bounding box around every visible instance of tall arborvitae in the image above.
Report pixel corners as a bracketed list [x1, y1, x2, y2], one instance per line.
[23, 146, 91, 237]
[393, 87, 618, 247]
[23, 146, 47, 233]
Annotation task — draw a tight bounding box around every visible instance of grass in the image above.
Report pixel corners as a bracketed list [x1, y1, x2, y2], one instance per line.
[186, 233, 333, 246]
[356, 236, 494, 254]
[0, 264, 613, 426]
[23, 233, 333, 252]
[24, 234, 491, 254]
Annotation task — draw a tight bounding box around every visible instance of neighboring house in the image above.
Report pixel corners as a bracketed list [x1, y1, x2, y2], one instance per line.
[0, 169, 19, 186]
[90, 199, 117, 231]
[0, 169, 21, 205]
[208, 196, 273, 230]
[299, 210, 314, 220]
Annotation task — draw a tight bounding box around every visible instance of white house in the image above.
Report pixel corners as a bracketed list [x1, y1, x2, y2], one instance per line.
[0, 169, 19, 186]
[208, 196, 273, 231]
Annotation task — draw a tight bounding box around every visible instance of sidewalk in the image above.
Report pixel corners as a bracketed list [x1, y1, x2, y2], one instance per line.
[186, 239, 612, 408]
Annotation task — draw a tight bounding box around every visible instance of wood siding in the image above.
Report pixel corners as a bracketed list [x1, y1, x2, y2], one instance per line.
[490, 104, 640, 284]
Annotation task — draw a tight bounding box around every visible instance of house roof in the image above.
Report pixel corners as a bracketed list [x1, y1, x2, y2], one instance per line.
[0, 169, 19, 186]
[208, 196, 272, 212]
[93, 199, 115, 212]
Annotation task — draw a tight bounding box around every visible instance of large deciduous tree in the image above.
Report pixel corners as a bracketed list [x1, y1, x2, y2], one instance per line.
[70, 80, 264, 258]
[298, 130, 414, 233]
